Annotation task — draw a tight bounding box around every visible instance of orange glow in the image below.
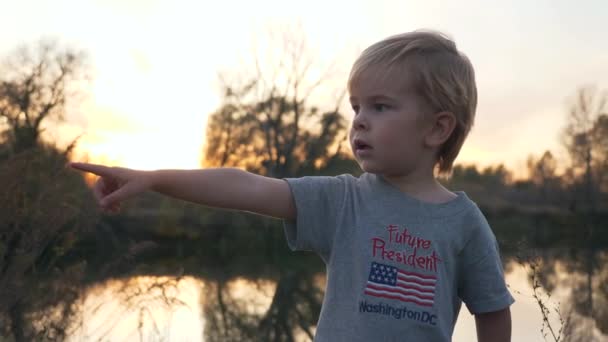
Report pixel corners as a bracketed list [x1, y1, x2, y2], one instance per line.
[4, 0, 607, 174]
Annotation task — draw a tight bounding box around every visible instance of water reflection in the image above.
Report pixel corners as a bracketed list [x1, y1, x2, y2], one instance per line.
[65, 256, 608, 341]
[67, 276, 203, 341]
[516, 249, 608, 341]
[201, 271, 323, 342]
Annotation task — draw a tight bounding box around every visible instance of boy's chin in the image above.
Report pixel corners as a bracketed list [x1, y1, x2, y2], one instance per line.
[357, 161, 383, 174]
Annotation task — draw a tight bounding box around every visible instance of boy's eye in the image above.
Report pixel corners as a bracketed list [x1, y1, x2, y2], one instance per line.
[373, 103, 389, 112]
[351, 105, 360, 114]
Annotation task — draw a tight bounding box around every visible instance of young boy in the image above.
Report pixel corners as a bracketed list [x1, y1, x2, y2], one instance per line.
[71, 30, 513, 341]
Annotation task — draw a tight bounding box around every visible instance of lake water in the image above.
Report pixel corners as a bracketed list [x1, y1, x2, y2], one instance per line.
[65, 260, 608, 341]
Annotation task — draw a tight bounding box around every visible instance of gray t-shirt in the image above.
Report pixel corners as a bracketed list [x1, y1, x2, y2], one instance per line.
[283, 173, 514, 342]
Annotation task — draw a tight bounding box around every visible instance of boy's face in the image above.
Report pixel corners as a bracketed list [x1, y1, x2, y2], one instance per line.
[348, 70, 432, 176]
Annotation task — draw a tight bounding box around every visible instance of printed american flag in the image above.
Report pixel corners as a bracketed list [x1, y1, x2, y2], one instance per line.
[364, 261, 436, 307]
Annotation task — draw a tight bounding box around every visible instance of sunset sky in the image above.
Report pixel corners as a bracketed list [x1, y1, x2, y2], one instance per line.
[2, 0, 607, 177]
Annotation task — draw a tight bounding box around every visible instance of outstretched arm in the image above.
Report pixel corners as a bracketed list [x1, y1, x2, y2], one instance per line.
[70, 163, 296, 220]
[150, 168, 295, 220]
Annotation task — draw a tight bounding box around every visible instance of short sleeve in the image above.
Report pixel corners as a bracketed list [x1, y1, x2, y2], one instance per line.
[282, 175, 352, 262]
[457, 211, 515, 314]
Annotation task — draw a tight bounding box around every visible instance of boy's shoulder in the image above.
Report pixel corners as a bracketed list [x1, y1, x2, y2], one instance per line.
[296, 173, 488, 220]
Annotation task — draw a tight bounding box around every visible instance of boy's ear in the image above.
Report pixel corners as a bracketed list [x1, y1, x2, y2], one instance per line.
[424, 111, 457, 148]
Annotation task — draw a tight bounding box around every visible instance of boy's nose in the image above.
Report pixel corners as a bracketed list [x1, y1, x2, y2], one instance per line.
[352, 114, 368, 130]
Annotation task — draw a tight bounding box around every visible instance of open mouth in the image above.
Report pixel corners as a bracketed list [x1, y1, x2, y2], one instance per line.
[354, 139, 372, 151]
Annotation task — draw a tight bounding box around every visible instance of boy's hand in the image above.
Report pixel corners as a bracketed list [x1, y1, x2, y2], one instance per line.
[70, 162, 152, 214]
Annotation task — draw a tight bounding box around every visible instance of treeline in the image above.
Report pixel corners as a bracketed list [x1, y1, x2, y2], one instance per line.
[0, 36, 606, 340]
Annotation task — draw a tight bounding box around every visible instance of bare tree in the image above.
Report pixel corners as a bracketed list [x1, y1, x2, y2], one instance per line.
[202, 26, 350, 178]
[201, 26, 352, 341]
[0, 40, 93, 340]
[590, 114, 608, 192]
[560, 86, 608, 328]
[562, 86, 608, 211]
[527, 151, 560, 202]
[0, 40, 87, 155]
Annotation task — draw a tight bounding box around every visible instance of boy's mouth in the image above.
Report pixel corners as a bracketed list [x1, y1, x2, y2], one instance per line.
[354, 139, 372, 151]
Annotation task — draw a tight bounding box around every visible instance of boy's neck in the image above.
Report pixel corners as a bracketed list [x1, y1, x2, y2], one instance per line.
[380, 169, 456, 204]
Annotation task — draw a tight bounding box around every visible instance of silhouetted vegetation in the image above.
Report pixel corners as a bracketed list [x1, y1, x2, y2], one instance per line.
[0, 41, 95, 340]
[203, 28, 356, 179]
[0, 35, 606, 341]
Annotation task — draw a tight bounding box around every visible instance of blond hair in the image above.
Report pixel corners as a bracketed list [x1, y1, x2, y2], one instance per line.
[348, 30, 477, 175]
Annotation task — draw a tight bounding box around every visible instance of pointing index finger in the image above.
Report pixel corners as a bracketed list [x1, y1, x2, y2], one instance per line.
[70, 162, 113, 177]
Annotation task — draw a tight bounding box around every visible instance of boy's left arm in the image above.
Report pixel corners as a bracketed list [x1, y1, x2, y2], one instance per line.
[475, 307, 511, 342]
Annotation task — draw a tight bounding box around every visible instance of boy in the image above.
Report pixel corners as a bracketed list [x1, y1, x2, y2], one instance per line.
[71, 30, 513, 341]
